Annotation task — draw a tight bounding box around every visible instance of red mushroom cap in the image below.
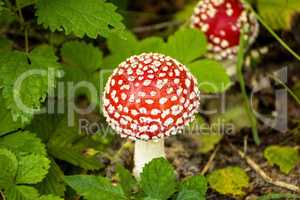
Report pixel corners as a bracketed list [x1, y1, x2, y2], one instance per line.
[102, 53, 200, 141]
[191, 0, 259, 60]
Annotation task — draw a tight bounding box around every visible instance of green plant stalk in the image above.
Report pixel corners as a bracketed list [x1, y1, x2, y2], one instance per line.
[237, 33, 261, 145]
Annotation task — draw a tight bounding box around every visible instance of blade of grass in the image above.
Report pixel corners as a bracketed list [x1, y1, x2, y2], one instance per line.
[236, 31, 260, 145]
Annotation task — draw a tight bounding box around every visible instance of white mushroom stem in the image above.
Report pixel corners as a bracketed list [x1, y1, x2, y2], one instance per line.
[133, 138, 166, 178]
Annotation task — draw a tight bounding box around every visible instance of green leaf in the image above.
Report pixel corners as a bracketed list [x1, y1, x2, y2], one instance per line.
[5, 185, 40, 200]
[47, 115, 105, 170]
[60, 41, 103, 103]
[35, 159, 65, 197]
[257, 0, 300, 30]
[61, 41, 103, 73]
[207, 166, 250, 197]
[0, 37, 13, 52]
[211, 95, 252, 132]
[0, 94, 22, 136]
[195, 134, 223, 154]
[0, 148, 18, 189]
[264, 145, 300, 174]
[36, 0, 125, 38]
[116, 164, 138, 196]
[180, 175, 207, 197]
[39, 195, 64, 200]
[65, 175, 127, 200]
[175, 1, 198, 21]
[140, 158, 177, 200]
[103, 31, 164, 68]
[0, 45, 61, 125]
[16, 153, 50, 184]
[0, 131, 47, 156]
[161, 28, 207, 64]
[176, 190, 204, 200]
[188, 59, 231, 93]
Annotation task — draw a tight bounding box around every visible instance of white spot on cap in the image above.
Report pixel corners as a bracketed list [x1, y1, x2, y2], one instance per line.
[159, 97, 168, 105]
[121, 93, 127, 100]
[150, 91, 157, 96]
[131, 109, 138, 116]
[174, 79, 180, 84]
[151, 109, 161, 115]
[149, 124, 159, 132]
[145, 99, 154, 104]
[143, 80, 152, 86]
[164, 117, 174, 126]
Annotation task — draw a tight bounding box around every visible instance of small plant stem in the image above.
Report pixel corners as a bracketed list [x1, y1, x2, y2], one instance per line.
[237, 33, 260, 145]
[229, 142, 300, 193]
[268, 74, 300, 105]
[201, 145, 220, 175]
[15, 1, 29, 53]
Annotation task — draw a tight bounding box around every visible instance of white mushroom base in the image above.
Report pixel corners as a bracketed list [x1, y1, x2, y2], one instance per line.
[133, 139, 165, 178]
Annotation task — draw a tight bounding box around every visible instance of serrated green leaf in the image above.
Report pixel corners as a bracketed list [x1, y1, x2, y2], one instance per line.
[264, 145, 300, 174]
[208, 167, 249, 197]
[60, 41, 103, 103]
[26, 113, 60, 142]
[116, 164, 138, 196]
[258, 0, 300, 30]
[5, 185, 40, 200]
[0, 148, 18, 189]
[36, 0, 125, 38]
[39, 195, 64, 200]
[61, 41, 103, 73]
[16, 153, 50, 184]
[160, 28, 207, 64]
[176, 190, 203, 200]
[0, 131, 47, 155]
[180, 175, 207, 197]
[65, 175, 127, 200]
[35, 158, 65, 197]
[188, 59, 231, 93]
[140, 158, 177, 200]
[0, 94, 23, 136]
[0, 45, 61, 125]
[47, 115, 105, 170]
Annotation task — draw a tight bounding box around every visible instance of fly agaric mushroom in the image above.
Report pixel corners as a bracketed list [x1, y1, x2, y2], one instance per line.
[191, 0, 259, 61]
[102, 53, 200, 177]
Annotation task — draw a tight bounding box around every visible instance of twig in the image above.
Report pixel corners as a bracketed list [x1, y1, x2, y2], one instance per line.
[132, 20, 183, 33]
[201, 145, 220, 175]
[229, 142, 300, 193]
